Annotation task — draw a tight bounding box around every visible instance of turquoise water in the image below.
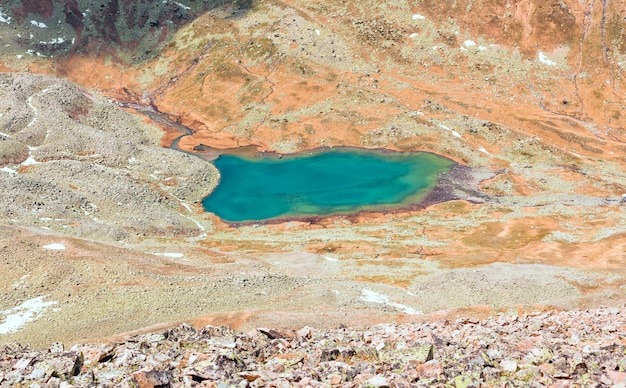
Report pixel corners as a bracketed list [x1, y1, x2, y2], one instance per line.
[202, 149, 452, 222]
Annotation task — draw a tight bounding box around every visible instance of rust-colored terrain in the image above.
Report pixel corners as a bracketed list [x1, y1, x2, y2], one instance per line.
[0, 0, 626, 346]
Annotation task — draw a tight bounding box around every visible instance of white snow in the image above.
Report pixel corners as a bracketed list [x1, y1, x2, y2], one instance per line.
[478, 146, 490, 155]
[42, 243, 65, 250]
[0, 8, 11, 24]
[538, 52, 556, 66]
[151, 252, 184, 258]
[323, 256, 340, 262]
[0, 167, 17, 175]
[30, 20, 47, 28]
[0, 296, 57, 334]
[0, 130, 12, 139]
[26, 94, 38, 127]
[412, 14, 425, 20]
[174, 1, 191, 10]
[21, 156, 40, 166]
[478, 45, 487, 51]
[440, 125, 461, 137]
[315, 29, 320, 36]
[39, 38, 65, 45]
[409, 33, 419, 39]
[361, 289, 421, 315]
[11, 275, 29, 288]
[464, 40, 476, 47]
[438, 123, 462, 138]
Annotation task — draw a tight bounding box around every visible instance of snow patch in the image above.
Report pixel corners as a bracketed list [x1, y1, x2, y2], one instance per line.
[478, 45, 487, 51]
[538, 52, 556, 66]
[409, 33, 419, 39]
[39, 37, 65, 45]
[412, 14, 425, 20]
[315, 29, 320, 36]
[0, 296, 57, 334]
[30, 20, 47, 28]
[464, 40, 476, 47]
[323, 256, 340, 262]
[0, 8, 11, 24]
[21, 156, 40, 166]
[174, 1, 191, 10]
[438, 123, 462, 138]
[42, 243, 65, 250]
[12, 275, 29, 288]
[361, 289, 421, 315]
[0, 167, 17, 175]
[478, 146, 490, 155]
[151, 252, 184, 258]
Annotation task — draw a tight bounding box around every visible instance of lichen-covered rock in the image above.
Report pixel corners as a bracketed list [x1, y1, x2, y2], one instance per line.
[2, 307, 626, 386]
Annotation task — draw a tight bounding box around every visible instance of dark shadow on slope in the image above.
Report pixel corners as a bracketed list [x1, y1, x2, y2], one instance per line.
[0, 0, 254, 62]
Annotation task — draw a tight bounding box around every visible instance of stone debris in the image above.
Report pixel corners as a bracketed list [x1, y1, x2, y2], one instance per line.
[2, 307, 626, 386]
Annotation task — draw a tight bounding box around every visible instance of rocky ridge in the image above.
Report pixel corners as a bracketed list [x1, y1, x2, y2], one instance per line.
[2, 307, 626, 386]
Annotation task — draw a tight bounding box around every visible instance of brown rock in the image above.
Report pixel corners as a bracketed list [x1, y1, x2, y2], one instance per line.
[132, 368, 174, 388]
[329, 374, 342, 385]
[413, 360, 443, 380]
[238, 371, 260, 382]
[607, 371, 626, 385]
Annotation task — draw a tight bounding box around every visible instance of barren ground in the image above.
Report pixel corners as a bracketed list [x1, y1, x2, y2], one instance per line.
[0, 0, 625, 348]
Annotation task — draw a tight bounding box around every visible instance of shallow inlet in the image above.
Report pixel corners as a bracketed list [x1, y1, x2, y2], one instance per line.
[202, 149, 453, 222]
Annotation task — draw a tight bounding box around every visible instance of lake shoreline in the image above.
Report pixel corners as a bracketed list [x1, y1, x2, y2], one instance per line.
[208, 156, 494, 227]
[116, 101, 494, 225]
